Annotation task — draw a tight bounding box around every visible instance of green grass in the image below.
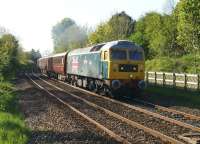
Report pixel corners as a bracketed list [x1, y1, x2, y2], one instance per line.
[143, 85, 200, 108]
[0, 81, 29, 144]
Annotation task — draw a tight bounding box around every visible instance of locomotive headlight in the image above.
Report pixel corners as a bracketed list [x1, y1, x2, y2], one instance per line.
[113, 64, 118, 72]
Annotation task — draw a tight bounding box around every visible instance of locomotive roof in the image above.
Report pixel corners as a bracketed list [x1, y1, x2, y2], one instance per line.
[101, 40, 141, 50]
[68, 40, 142, 56]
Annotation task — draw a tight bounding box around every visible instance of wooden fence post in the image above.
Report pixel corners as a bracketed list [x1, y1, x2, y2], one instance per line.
[173, 73, 176, 88]
[155, 72, 157, 86]
[197, 74, 200, 91]
[163, 73, 166, 87]
[146, 72, 149, 85]
[184, 74, 187, 90]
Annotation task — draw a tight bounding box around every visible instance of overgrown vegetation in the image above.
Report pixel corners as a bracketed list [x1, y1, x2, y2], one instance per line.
[146, 54, 200, 73]
[0, 32, 31, 144]
[52, 0, 200, 73]
[0, 81, 30, 144]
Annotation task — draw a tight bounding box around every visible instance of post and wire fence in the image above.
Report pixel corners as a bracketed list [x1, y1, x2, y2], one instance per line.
[145, 72, 200, 91]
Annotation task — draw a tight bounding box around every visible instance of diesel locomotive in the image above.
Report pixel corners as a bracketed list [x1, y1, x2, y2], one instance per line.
[37, 40, 145, 97]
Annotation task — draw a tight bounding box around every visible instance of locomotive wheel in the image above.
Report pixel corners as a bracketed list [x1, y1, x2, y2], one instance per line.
[103, 86, 120, 99]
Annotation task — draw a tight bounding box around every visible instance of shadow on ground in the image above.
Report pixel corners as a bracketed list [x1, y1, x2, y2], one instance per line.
[137, 85, 200, 109]
[28, 130, 119, 144]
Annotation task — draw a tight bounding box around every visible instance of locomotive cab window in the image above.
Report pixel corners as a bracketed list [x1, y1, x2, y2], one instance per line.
[111, 50, 127, 60]
[129, 51, 143, 60]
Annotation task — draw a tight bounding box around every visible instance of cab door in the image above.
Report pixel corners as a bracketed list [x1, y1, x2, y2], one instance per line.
[101, 51, 108, 79]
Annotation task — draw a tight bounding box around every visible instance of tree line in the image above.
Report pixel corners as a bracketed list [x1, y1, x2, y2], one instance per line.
[52, 0, 200, 59]
[51, 0, 200, 73]
[0, 31, 41, 80]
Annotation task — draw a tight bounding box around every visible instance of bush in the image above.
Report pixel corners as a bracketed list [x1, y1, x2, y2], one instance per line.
[0, 81, 29, 144]
[145, 54, 200, 73]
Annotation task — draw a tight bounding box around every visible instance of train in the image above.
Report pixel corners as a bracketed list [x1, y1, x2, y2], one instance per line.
[37, 40, 146, 98]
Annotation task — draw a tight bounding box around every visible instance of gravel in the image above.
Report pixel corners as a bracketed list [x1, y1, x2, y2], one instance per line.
[45, 78, 198, 142]
[17, 77, 120, 144]
[37, 77, 166, 144]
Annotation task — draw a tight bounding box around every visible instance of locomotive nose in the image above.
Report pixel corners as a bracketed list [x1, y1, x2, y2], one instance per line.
[111, 80, 121, 90]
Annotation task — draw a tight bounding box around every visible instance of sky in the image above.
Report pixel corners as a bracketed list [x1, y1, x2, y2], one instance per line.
[0, 0, 177, 55]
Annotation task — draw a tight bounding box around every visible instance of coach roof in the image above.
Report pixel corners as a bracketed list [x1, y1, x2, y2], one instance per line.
[50, 52, 67, 58]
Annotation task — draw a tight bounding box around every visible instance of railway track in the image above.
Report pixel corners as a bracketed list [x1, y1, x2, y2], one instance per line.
[40, 74, 200, 123]
[28, 74, 186, 144]
[39, 74, 200, 130]
[44, 73, 200, 129]
[131, 99, 200, 127]
[30, 73, 200, 143]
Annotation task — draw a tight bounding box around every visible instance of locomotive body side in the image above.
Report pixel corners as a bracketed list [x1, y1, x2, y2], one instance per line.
[67, 48, 101, 79]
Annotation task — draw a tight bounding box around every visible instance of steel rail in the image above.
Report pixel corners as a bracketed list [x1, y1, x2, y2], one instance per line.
[36, 75, 185, 144]
[40, 74, 200, 133]
[132, 99, 200, 121]
[27, 74, 130, 144]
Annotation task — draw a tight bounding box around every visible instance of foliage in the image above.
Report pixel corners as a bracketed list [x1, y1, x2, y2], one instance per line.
[52, 18, 88, 53]
[129, 12, 181, 59]
[176, 0, 200, 53]
[0, 31, 30, 143]
[0, 82, 29, 144]
[0, 34, 19, 78]
[29, 49, 41, 63]
[146, 54, 200, 73]
[50, 2, 200, 74]
[89, 11, 135, 44]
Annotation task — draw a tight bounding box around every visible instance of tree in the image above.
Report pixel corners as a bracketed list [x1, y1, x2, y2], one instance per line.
[0, 34, 19, 77]
[52, 18, 88, 53]
[129, 12, 181, 59]
[89, 11, 135, 44]
[129, 12, 164, 59]
[176, 0, 200, 53]
[108, 11, 135, 40]
[129, 17, 150, 57]
[89, 23, 112, 44]
[30, 49, 41, 63]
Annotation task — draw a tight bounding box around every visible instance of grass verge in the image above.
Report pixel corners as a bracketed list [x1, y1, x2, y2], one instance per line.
[0, 81, 29, 144]
[142, 85, 200, 109]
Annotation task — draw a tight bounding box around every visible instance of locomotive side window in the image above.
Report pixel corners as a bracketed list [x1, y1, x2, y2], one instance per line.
[111, 50, 126, 60]
[129, 51, 143, 60]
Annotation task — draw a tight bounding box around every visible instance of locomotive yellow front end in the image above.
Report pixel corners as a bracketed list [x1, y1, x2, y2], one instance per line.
[101, 40, 145, 95]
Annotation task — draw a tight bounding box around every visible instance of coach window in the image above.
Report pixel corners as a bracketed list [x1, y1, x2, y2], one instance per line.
[62, 58, 64, 65]
[104, 51, 108, 60]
